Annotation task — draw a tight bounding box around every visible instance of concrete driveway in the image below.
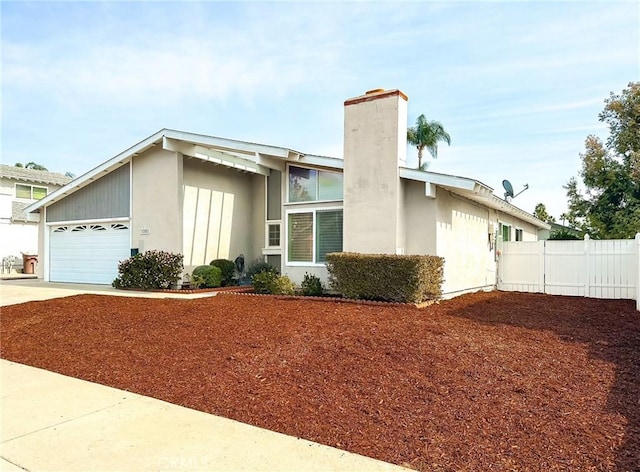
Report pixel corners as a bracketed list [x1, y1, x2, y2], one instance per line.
[0, 279, 409, 472]
[0, 278, 219, 307]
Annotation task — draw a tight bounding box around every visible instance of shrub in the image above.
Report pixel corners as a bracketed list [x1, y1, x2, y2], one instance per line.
[252, 272, 295, 295]
[548, 229, 582, 240]
[209, 258, 236, 286]
[247, 258, 279, 278]
[192, 265, 223, 288]
[273, 275, 295, 295]
[301, 272, 324, 296]
[325, 252, 444, 303]
[113, 250, 183, 290]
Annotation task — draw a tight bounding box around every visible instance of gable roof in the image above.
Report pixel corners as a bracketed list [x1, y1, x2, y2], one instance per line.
[26, 128, 319, 212]
[24, 129, 550, 230]
[0, 164, 72, 187]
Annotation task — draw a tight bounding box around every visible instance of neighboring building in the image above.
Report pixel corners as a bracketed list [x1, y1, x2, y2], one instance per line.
[26, 89, 550, 295]
[0, 165, 72, 272]
[538, 222, 583, 240]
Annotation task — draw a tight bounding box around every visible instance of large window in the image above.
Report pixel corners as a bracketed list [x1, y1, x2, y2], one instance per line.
[288, 209, 343, 264]
[16, 184, 47, 200]
[288, 166, 343, 203]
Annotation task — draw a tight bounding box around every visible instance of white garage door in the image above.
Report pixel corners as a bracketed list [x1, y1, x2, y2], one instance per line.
[50, 222, 130, 284]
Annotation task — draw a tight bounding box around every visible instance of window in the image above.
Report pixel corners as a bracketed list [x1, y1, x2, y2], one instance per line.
[515, 228, 523, 241]
[316, 210, 343, 262]
[268, 223, 281, 247]
[287, 209, 343, 264]
[288, 166, 343, 203]
[288, 213, 313, 261]
[16, 184, 47, 200]
[500, 222, 511, 241]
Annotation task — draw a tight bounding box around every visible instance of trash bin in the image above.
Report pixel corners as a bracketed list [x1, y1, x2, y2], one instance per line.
[22, 254, 38, 274]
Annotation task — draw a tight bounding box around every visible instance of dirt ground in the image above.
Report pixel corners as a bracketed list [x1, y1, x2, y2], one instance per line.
[1, 291, 638, 471]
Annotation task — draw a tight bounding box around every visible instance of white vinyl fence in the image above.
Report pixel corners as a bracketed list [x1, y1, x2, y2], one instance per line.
[498, 234, 640, 311]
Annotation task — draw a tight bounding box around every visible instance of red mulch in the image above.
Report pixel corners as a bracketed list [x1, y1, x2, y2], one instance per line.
[1, 291, 638, 471]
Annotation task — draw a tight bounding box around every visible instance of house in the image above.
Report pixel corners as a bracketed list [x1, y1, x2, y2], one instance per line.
[538, 221, 583, 240]
[0, 165, 72, 273]
[26, 89, 550, 295]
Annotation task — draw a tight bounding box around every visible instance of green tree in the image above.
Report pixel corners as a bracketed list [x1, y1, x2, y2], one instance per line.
[564, 82, 640, 239]
[533, 203, 556, 223]
[407, 114, 451, 170]
[15, 162, 48, 171]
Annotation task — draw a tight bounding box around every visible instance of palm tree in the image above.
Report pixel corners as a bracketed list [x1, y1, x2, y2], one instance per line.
[407, 114, 451, 170]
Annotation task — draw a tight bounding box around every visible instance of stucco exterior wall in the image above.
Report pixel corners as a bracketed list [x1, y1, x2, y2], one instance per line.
[0, 221, 38, 261]
[495, 211, 539, 241]
[403, 180, 437, 255]
[251, 174, 267, 269]
[434, 190, 497, 296]
[131, 148, 182, 255]
[182, 159, 260, 273]
[343, 90, 407, 254]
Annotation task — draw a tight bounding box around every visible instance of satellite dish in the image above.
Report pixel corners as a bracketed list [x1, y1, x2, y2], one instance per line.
[502, 180, 514, 199]
[502, 179, 529, 202]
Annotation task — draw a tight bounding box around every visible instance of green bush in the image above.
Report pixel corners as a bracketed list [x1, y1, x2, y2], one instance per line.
[273, 275, 295, 295]
[252, 271, 278, 294]
[192, 265, 223, 288]
[113, 250, 183, 290]
[247, 258, 279, 278]
[252, 272, 295, 295]
[301, 272, 324, 296]
[209, 258, 236, 286]
[548, 229, 581, 240]
[325, 252, 444, 303]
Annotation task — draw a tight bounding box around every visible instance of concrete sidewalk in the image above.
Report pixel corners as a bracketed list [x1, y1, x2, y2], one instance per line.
[0, 280, 409, 471]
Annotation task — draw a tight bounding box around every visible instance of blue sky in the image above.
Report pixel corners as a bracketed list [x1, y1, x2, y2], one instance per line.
[2, 1, 638, 219]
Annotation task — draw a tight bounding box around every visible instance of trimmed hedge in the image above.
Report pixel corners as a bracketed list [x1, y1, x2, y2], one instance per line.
[192, 265, 223, 288]
[325, 252, 444, 303]
[209, 258, 236, 286]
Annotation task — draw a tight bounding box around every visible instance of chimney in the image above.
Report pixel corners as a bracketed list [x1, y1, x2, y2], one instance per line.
[342, 88, 408, 254]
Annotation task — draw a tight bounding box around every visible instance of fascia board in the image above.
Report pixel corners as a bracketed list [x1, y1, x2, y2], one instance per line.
[297, 155, 344, 170]
[164, 129, 301, 159]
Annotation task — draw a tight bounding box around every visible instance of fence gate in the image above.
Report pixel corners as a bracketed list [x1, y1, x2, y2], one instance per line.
[498, 234, 640, 310]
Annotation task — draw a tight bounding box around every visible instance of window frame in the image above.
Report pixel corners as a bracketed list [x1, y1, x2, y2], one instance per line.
[15, 183, 48, 200]
[499, 221, 512, 242]
[515, 227, 524, 242]
[286, 164, 343, 204]
[266, 220, 282, 248]
[285, 207, 343, 266]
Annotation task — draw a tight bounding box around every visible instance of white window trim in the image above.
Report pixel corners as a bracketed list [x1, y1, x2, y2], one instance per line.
[265, 220, 282, 249]
[286, 163, 343, 205]
[15, 183, 48, 201]
[285, 206, 342, 267]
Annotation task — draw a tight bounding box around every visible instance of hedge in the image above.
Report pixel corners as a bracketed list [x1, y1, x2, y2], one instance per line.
[325, 252, 444, 303]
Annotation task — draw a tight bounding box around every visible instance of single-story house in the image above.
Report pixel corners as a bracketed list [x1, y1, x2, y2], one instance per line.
[26, 89, 549, 296]
[1, 165, 72, 272]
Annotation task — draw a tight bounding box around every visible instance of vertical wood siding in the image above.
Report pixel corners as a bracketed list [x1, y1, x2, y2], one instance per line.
[46, 164, 130, 222]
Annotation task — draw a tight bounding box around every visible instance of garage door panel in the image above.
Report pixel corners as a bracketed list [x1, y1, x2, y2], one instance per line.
[50, 223, 130, 284]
